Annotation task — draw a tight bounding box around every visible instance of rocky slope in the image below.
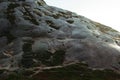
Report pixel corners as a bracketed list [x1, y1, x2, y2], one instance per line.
[0, 0, 120, 80]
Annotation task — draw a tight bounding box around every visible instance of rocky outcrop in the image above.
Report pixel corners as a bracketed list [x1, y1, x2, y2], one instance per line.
[0, 0, 120, 79]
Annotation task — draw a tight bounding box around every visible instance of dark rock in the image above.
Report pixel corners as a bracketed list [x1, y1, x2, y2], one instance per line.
[0, 0, 120, 79]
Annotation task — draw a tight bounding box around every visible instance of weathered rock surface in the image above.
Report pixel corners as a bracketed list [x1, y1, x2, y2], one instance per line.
[0, 0, 120, 79]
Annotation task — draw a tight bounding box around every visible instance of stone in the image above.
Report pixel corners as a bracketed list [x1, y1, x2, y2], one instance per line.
[0, 0, 120, 79]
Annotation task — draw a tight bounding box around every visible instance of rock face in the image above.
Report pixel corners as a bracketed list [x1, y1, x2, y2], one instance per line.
[0, 0, 120, 79]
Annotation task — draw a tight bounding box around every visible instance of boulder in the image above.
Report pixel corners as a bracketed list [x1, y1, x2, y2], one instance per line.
[0, 0, 120, 79]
